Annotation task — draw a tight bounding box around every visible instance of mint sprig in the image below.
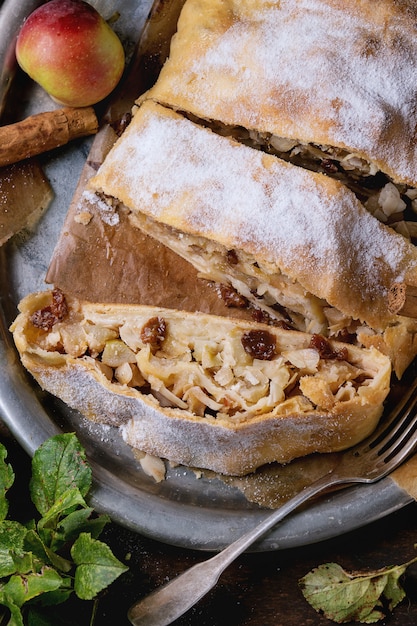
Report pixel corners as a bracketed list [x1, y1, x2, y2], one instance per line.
[0, 433, 128, 625]
[299, 557, 417, 623]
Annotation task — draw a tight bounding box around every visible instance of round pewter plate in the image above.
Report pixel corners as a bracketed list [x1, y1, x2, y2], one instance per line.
[0, 0, 414, 553]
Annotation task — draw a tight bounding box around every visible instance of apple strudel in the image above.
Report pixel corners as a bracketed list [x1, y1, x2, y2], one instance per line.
[11, 289, 391, 475]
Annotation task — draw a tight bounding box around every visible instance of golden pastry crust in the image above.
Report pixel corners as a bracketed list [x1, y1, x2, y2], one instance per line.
[11, 290, 391, 476]
[89, 100, 417, 377]
[143, 0, 417, 187]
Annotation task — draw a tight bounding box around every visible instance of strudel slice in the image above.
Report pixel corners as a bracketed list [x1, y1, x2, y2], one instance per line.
[89, 101, 417, 378]
[142, 0, 417, 233]
[11, 290, 391, 475]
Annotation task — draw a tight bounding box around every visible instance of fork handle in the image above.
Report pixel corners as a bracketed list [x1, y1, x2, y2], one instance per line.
[128, 471, 345, 626]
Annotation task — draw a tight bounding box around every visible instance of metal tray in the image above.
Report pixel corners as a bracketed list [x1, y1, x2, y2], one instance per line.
[0, 0, 414, 553]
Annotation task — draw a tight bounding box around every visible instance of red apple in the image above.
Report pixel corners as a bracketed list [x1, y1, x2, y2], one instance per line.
[15, 0, 125, 107]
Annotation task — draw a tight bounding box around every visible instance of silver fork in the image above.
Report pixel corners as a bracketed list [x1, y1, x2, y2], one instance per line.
[128, 376, 417, 626]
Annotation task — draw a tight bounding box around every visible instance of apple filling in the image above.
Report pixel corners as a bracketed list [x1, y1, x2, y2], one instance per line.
[18, 290, 389, 422]
[128, 210, 358, 338]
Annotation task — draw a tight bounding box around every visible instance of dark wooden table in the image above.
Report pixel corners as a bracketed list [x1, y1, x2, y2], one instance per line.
[2, 426, 417, 626]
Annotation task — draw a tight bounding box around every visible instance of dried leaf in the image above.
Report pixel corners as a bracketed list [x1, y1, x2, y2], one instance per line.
[299, 560, 416, 624]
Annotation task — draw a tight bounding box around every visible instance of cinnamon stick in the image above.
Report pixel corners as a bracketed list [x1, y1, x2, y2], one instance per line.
[388, 282, 417, 318]
[0, 107, 98, 167]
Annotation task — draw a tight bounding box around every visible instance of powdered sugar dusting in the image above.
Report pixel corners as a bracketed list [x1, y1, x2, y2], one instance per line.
[81, 190, 120, 226]
[91, 102, 417, 326]
[149, 0, 417, 184]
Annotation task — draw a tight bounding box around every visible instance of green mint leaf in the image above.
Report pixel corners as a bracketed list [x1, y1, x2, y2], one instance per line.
[0, 593, 24, 626]
[0, 521, 28, 577]
[24, 529, 49, 563]
[11, 551, 44, 577]
[34, 575, 73, 608]
[56, 508, 110, 545]
[37, 486, 88, 538]
[299, 560, 415, 623]
[1, 568, 63, 608]
[71, 533, 128, 600]
[0, 435, 128, 621]
[41, 506, 110, 555]
[24, 530, 72, 574]
[30, 434, 91, 517]
[36, 581, 73, 607]
[0, 443, 15, 521]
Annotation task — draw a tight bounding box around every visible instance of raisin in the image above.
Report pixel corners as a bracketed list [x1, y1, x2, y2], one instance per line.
[30, 289, 68, 331]
[226, 249, 239, 265]
[241, 330, 276, 360]
[251, 307, 273, 324]
[251, 307, 293, 329]
[218, 284, 247, 308]
[336, 328, 356, 344]
[310, 334, 348, 360]
[321, 158, 338, 174]
[141, 317, 167, 349]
